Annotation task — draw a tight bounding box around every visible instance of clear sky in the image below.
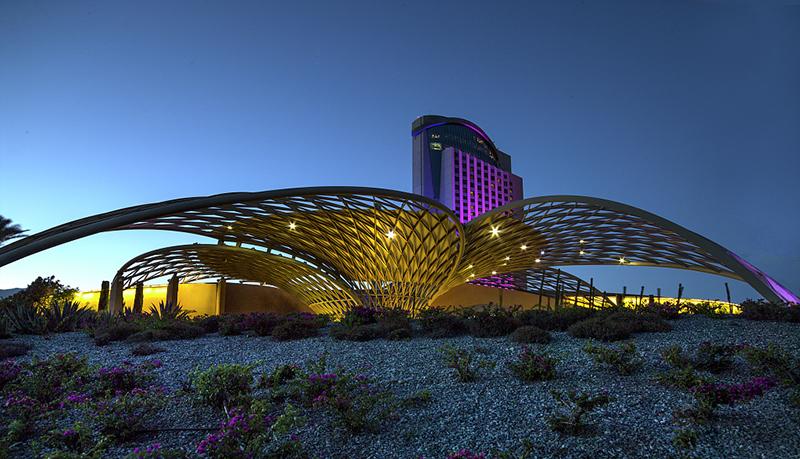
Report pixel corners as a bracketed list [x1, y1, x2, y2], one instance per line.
[0, 0, 798, 302]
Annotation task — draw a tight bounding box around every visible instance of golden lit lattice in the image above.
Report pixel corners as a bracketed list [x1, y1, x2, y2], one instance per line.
[115, 244, 358, 315]
[470, 267, 611, 308]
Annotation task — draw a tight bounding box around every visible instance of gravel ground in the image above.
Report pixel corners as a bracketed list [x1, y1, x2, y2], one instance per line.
[8, 316, 800, 459]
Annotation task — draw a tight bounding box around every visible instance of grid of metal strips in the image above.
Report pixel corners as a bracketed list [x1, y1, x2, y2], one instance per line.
[470, 267, 611, 308]
[106, 189, 464, 314]
[0, 189, 793, 307]
[117, 244, 359, 315]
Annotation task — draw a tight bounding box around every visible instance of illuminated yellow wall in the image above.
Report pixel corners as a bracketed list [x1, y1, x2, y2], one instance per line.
[73, 283, 308, 316]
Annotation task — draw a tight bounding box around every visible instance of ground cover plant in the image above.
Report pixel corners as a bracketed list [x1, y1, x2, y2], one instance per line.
[583, 341, 643, 375]
[439, 344, 495, 382]
[568, 310, 671, 342]
[509, 325, 551, 344]
[330, 306, 411, 341]
[547, 389, 611, 435]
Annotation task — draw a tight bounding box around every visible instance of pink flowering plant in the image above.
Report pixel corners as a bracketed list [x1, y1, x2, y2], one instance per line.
[196, 403, 305, 458]
[0, 359, 22, 390]
[95, 360, 159, 396]
[508, 346, 557, 382]
[447, 449, 488, 459]
[189, 362, 257, 411]
[93, 386, 168, 441]
[676, 376, 776, 423]
[126, 443, 187, 459]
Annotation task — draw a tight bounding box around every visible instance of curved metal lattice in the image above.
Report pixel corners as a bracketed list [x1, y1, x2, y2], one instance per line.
[461, 196, 796, 304]
[116, 244, 359, 315]
[0, 189, 795, 307]
[470, 267, 611, 308]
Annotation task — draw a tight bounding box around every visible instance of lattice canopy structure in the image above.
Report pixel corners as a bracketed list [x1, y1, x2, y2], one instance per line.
[0, 187, 796, 313]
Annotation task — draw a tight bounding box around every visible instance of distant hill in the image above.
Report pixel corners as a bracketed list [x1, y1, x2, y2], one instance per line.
[0, 288, 22, 299]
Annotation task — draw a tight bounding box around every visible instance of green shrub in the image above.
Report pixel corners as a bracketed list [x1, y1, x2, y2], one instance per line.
[693, 342, 738, 373]
[508, 346, 556, 382]
[641, 302, 681, 320]
[387, 327, 412, 340]
[330, 323, 383, 341]
[509, 325, 551, 344]
[190, 363, 256, 410]
[127, 321, 205, 342]
[94, 322, 143, 346]
[131, 343, 165, 356]
[2, 300, 47, 335]
[0, 342, 31, 359]
[219, 315, 243, 336]
[339, 306, 380, 327]
[741, 343, 799, 386]
[657, 366, 711, 390]
[547, 389, 611, 435]
[604, 311, 671, 333]
[673, 428, 699, 450]
[567, 317, 631, 341]
[94, 388, 166, 441]
[0, 314, 11, 338]
[148, 301, 190, 321]
[739, 300, 799, 322]
[685, 302, 726, 317]
[272, 320, 319, 341]
[14, 353, 95, 403]
[517, 307, 595, 331]
[329, 311, 411, 341]
[583, 341, 643, 375]
[461, 304, 520, 337]
[42, 301, 92, 332]
[195, 315, 220, 333]
[439, 344, 494, 382]
[418, 307, 467, 338]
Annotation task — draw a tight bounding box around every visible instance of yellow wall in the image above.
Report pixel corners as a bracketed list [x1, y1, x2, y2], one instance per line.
[432, 283, 557, 310]
[73, 283, 308, 316]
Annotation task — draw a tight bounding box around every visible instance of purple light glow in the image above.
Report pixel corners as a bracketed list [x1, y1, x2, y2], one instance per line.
[729, 251, 799, 303]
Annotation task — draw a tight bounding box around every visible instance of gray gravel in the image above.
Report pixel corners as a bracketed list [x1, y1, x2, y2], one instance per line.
[9, 316, 800, 459]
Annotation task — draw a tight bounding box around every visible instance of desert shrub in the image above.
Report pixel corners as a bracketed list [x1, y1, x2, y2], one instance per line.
[460, 304, 520, 337]
[693, 342, 739, 373]
[340, 306, 380, 327]
[547, 389, 611, 435]
[272, 319, 319, 341]
[439, 344, 494, 382]
[195, 315, 220, 333]
[42, 301, 92, 332]
[739, 300, 798, 322]
[190, 363, 255, 410]
[509, 325, 551, 344]
[95, 361, 160, 396]
[12, 353, 95, 403]
[675, 377, 775, 424]
[567, 317, 631, 341]
[641, 302, 682, 320]
[0, 315, 11, 339]
[243, 312, 282, 336]
[43, 421, 105, 457]
[446, 450, 487, 459]
[148, 301, 190, 321]
[329, 323, 381, 341]
[298, 355, 398, 433]
[0, 359, 22, 389]
[131, 343, 165, 356]
[673, 428, 699, 450]
[126, 321, 205, 343]
[657, 366, 711, 391]
[685, 302, 727, 317]
[418, 307, 467, 338]
[196, 403, 305, 458]
[517, 307, 595, 331]
[93, 322, 143, 346]
[1, 301, 47, 335]
[94, 387, 167, 441]
[604, 311, 672, 333]
[219, 315, 243, 336]
[741, 343, 800, 387]
[583, 341, 643, 375]
[507, 346, 556, 382]
[0, 342, 30, 359]
[387, 327, 411, 340]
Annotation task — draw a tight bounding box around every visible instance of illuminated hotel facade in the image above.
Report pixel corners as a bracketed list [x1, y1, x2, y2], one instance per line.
[412, 115, 523, 222]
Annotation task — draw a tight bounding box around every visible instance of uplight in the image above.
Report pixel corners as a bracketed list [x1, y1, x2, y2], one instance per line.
[492, 271, 497, 275]
[288, 222, 297, 230]
[386, 230, 396, 240]
[490, 226, 500, 237]
[535, 258, 541, 263]
[520, 245, 527, 250]
[619, 257, 626, 264]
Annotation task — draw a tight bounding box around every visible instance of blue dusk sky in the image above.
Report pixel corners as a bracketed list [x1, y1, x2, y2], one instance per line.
[0, 1, 798, 301]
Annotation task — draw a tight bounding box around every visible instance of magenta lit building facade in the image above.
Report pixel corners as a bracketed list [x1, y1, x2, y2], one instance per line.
[412, 115, 523, 222]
